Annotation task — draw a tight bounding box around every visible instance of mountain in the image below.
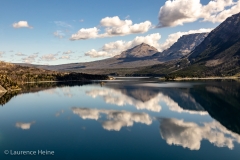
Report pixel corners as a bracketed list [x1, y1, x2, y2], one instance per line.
[136, 12, 240, 77]
[189, 13, 240, 62]
[179, 12, 240, 76]
[15, 34, 209, 75]
[16, 43, 163, 72]
[115, 43, 159, 58]
[154, 33, 208, 60]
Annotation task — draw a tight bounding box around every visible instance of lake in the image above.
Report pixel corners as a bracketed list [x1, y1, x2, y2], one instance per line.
[0, 78, 240, 160]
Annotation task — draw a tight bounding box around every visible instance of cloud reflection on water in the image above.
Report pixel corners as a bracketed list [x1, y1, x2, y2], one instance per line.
[15, 121, 35, 130]
[72, 107, 152, 131]
[159, 118, 240, 150]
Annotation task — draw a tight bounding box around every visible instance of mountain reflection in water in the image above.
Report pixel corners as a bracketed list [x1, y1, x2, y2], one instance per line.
[1, 79, 240, 155]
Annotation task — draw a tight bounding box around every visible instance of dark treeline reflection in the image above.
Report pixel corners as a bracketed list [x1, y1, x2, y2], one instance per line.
[0, 81, 93, 106]
[190, 81, 240, 134]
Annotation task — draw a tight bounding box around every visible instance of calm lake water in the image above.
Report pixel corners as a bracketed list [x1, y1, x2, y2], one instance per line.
[0, 78, 240, 160]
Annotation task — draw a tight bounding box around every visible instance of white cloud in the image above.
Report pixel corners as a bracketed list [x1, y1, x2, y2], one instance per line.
[101, 16, 151, 36]
[159, 118, 240, 150]
[70, 27, 99, 40]
[40, 54, 58, 61]
[100, 16, 129, 27]
[63, 50, 74, 54]
[15, 52, 26, 56]
[59, 55, 70, 59]
[12, 21, 32, 28]
[85, 33, 161, 58]
[22, 54, 38, 63]
[85, 49, 109, 58]
[157, 0, 239, 27]
[70, 16, 152, 40]
[72, 107, 152, 131]
[201, 0, 239, 23]
[15, 121, 35, 130]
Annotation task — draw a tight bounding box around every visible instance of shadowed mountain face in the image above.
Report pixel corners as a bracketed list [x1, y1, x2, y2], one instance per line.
[189, 13, 240, 61]
[154, 33, 208, 60]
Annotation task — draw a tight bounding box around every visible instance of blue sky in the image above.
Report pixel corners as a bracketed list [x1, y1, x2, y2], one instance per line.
[0, 0, 239, 65]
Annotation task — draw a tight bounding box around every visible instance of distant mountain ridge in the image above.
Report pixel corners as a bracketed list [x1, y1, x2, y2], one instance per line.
[15, 33, 209, 73]
[154, 33, 209, 60]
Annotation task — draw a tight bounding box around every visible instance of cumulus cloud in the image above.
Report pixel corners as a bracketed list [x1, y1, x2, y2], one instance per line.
[15, 52, 26, 56]
[22, 54, 38, 63]
[159, 118, 240, 150]
[85, 33, 161, 58]
[85, 49, 109, 58]
[70, 16, 152, 40]
[12, 21, 32, 28]
[59, 55, 70, 59]
[157, 0, 239, 27]
[72, 107, 152, 131]
[15, 121, 35, 130]
[70, 27, 99, 40]
[40, 54, 58, 61]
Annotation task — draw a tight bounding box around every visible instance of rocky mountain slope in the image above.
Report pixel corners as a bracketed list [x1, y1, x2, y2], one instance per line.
[115, 43, 159, 58]
[173, 12, 240, 77]
[154, 33, 208, 60]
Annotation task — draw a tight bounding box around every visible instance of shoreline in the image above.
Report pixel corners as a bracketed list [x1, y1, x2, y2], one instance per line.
[172, 77, 240, 80]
